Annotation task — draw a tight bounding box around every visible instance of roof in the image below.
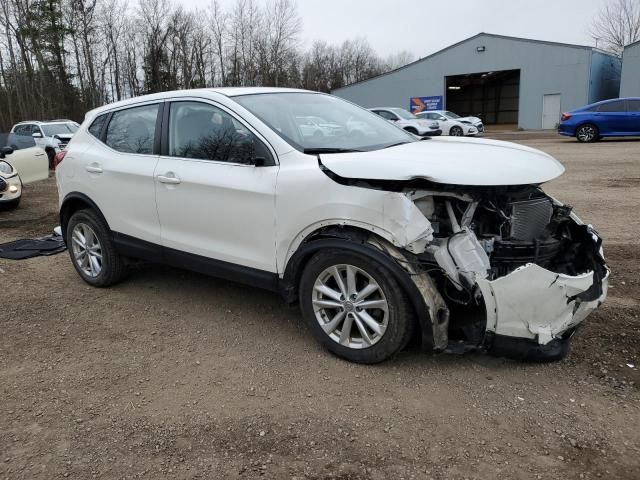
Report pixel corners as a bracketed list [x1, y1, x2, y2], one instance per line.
[85, 87, 315, 118]
[624, 39, 640, 49]
[333, 32, 612, 92]
[15, 119, 75, 125]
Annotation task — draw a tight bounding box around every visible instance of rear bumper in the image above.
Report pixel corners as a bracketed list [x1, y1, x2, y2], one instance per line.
[557, 124, 575, 136]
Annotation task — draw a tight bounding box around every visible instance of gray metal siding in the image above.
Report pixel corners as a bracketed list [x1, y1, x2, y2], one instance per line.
[589, 52, 622, 103]
[333, 34, 603, 129]
[621, 42, 640, 97]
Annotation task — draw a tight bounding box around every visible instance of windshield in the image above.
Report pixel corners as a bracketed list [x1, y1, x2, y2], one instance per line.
[444, 111, 461, 119]
[41, 123, 78, 136]
[390, 108, 417, 120]
[233, 93, 414, 153]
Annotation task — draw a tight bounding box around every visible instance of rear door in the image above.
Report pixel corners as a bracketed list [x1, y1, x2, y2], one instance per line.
[76, 102, 163, 246]
[155, 99, 279, 273]
[595, 100, 627, 134]
[626, 99, 640, 134]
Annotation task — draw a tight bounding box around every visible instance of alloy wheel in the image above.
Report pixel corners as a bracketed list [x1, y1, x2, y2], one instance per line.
[71, 223, 103, 278]
[577, 125, 596, 142]
[312, 264, 389, 349]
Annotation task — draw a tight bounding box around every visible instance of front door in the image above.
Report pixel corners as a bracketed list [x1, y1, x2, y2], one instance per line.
[155, 100, 279, 274]
[542, 94, 561, 129]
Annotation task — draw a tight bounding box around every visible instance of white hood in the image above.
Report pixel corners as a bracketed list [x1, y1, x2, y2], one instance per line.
[320, 137, 565, 186]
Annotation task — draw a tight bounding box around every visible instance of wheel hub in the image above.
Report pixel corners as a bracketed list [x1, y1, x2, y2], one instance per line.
[312, 264, 389, 349]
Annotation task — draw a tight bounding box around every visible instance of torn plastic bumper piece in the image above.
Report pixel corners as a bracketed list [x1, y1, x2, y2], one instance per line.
[477, 263, 609, 349]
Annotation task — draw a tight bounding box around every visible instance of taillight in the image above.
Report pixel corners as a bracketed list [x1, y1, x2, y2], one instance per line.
[561, 112, 571, 121]
[53, 151, 66, 169]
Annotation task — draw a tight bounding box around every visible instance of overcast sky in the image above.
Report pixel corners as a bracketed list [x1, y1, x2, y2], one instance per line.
[182, 0, 606, 58]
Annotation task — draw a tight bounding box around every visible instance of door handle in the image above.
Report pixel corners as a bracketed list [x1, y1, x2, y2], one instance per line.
[86, 164, 103, 174]
[157, 174, 181, 185]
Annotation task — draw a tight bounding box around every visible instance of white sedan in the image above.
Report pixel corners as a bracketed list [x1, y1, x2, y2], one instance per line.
[0, 134, 48, 210]
[416, 111, 479, 137]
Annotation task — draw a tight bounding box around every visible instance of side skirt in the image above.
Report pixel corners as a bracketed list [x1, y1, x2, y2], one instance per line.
[112, 232, 280, 292]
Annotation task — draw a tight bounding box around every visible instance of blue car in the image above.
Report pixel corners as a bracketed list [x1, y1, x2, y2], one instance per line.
[558, 97, 640, 143]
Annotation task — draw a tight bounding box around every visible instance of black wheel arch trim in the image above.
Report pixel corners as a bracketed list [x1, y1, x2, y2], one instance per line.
[281, 236, 434, 351]
[60, 192, 110, 238]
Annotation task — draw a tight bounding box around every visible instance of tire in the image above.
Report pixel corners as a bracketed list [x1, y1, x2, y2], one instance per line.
[404, 127, 419, 135]
[576, 124, 599, 143]
[66, 209, 127, 287]
[299, 249, 415, 364]
[0, 196, 20, 211]
[449, 126, 464, 137]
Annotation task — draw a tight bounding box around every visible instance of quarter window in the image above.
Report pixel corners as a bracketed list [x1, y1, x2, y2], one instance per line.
[88, 114, 107, 139]
[168, 101, 261, 165]
[597, 101, 625, 112]
[105, 104, 159, 154]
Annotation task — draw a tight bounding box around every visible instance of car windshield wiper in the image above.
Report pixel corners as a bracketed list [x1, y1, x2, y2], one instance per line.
[303, 147, 365, 154]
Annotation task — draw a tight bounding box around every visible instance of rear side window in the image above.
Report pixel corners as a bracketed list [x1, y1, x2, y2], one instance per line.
[627, 99, 640, 112]
[88, 114, 107, 139]
[597, 101, 626, 112]
[105, 104, 159, 154]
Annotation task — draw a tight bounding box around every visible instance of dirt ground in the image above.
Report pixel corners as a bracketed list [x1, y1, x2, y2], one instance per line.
[1, 134, 639, 480]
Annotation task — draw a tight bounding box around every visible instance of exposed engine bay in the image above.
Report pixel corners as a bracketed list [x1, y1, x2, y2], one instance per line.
[404, 184, 608, 356]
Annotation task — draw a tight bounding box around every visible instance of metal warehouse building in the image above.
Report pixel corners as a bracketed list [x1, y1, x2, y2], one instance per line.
[620, 40, 640, 97]
[333, 33, 622, 130]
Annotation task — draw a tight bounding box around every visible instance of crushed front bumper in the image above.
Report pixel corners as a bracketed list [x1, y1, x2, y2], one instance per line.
[476, 226, 608, 355]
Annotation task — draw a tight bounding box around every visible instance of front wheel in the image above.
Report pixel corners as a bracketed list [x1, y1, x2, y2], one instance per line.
[449, 126, 464, 136]
[576, 124, 599, 143]
[299, 250, 414, 364]
[66, 209, 127, 287]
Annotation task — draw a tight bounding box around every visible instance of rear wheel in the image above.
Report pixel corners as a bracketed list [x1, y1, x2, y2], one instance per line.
[66, 209, 127, 287]
[299, 249, 414, 364]
[576, 124, 599, 143]
[449, 126, 464, 137]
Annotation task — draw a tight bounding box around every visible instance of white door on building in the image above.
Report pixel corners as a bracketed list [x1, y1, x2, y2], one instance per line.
[542, 94, 561, 129]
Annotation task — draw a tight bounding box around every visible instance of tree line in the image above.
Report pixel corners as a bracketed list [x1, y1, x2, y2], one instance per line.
[0, 0, 414, 131]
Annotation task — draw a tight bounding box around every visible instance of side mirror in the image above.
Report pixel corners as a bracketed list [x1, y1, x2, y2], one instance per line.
[32, 132, 43, 138]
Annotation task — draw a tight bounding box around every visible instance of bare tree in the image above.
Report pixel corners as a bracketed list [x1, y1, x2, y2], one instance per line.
[590, 0, 640, 56]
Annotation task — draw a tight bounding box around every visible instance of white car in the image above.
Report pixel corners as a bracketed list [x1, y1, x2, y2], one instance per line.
[431, 110, 485, 134]
[416, 111, 479, 137]
[11, 120, 79, 167]
[369, 107, 441, 137]
[0, 134, 48, 209]
[296, 116, 344, 138]
[56, 88, 607, 364]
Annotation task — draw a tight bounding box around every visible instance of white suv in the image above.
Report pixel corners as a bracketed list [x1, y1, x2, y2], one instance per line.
[11, 120, 79, 167]
[56, 88, 608, 364]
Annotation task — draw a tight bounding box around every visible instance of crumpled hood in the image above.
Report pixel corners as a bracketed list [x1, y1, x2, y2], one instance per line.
[319, 137, 565, 186]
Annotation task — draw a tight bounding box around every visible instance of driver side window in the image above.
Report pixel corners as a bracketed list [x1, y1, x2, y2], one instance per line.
[169, 101, 265, 165]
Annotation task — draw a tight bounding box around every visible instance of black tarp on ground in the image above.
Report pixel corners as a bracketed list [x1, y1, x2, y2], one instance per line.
[0, 234, 66, 259]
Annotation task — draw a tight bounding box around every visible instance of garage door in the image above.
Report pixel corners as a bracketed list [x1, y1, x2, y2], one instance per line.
[542, 94, 561, 129]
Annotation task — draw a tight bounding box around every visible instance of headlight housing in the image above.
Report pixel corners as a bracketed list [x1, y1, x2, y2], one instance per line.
[0, 160, 14, 175]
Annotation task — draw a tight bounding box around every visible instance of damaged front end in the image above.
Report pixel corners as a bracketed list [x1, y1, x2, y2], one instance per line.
[403, 184, 608, 360]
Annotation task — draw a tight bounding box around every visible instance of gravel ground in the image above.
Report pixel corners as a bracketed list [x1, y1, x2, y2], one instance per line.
[1, 134, 639, 479]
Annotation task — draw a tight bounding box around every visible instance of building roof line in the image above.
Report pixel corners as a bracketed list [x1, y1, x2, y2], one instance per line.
[624, 39, 640, 49]
[333, 32, 611, 93]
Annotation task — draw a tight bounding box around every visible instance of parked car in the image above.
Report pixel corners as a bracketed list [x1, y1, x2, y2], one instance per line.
[0, 133, 48, 210]
[296, 115, 344, 138]
[430, 110, 485, 134]
[56, 88, 607, 364]
[11, 120, 79, 167]
[558, 98, 640, 142]
[416, 111, 479, 136]
[369, 107, 441, 136]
